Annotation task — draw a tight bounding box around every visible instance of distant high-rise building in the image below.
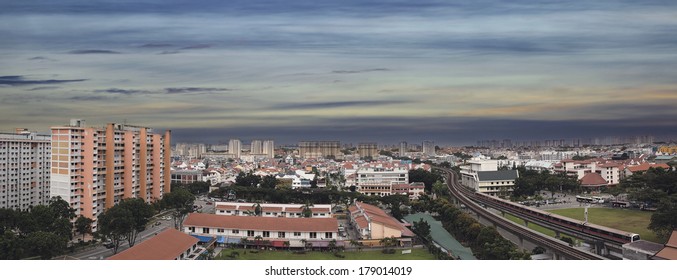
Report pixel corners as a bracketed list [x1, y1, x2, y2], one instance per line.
[50, 119, 170, 231]
[298, 141, 340, 159]
[263, 140, 274, 159]
[399, 141, 407, 156]
[228, 139, 241, 158]
[358, 143, 378, 159]
[250, 140, 263, 155]
[422, 141, 435, 156]
[0, 129, 51, 210]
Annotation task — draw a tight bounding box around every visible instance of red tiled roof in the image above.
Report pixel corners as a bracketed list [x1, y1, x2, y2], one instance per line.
[353, 202, 415, 237]
[627, 163, 670, 172]
[355, 216, 369, 228]
[107, 228, 198, 260]
[580, 173, 607, 186]
[655, 230, 677, 260]
[184, 213, 338, 232]
[216, 205, 237, 210]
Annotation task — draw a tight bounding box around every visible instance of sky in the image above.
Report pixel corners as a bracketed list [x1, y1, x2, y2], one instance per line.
[1, 0, 677, 145]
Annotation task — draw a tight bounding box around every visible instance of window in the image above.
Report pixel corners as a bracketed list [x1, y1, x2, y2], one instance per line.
[202, 228, 209, 234]
[294, 232, 301, 237]
[247, 230, 254, 237]
[189, 227, 195, 232]
[309, 232, 317, 238]
[232, 229, 239, 234]
[325, 232, 332, 238]
[278, 232, 285, 238]
[263, 231, 270, 237]
[217, 229, 225, 233]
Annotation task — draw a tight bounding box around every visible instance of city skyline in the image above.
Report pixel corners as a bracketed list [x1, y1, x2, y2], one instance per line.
[2, 1, 677, 145]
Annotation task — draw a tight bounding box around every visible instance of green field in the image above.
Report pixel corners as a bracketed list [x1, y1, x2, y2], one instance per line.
[215, 248, 435, 260]
[547, 208, 660, 243]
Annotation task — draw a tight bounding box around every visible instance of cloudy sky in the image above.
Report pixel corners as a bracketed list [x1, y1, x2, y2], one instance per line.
[1, 0, 676, 145]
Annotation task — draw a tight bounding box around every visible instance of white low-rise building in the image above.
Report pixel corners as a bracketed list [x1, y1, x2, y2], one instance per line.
[214, 202, 332, 218]
[183, 213, 340, 248]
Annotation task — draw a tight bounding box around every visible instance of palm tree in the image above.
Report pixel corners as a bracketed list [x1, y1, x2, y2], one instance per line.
[252, 203, 262, 216]
[240, 237, 249, 249]
[301, 239, 307, 250]
[283, 241, 290, 251]
[328, 239, 337, 252]
[301, 201, 314, 218]
[254, 235, 263, 250]
[349, 239, 364, 252]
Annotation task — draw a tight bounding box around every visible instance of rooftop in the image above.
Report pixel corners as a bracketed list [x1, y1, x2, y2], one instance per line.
[107, 228, 199, 260]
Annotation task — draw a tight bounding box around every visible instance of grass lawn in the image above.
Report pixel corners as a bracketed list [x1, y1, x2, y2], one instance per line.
[215, 248, 435, 260]
[547, 208, 660, 243]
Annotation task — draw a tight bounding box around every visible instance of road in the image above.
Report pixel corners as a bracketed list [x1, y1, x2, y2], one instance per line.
[66, 218, 174, 260]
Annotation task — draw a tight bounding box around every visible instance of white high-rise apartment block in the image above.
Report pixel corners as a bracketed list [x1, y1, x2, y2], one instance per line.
[399, 141, 407, 156]
[263, 140, 274, 159]
[250, 140, 263, 155]
[422, 141, 435, 156]
[228, 139, 241, 159]
[0, 129, 51, 210]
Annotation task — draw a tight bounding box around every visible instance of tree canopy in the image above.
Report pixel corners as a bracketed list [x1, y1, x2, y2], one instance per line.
[0, 197, 75, 259]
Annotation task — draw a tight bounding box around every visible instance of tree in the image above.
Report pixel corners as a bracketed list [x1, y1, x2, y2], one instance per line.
[283, 240, 291, 251]
[409, 169, 442, 193]
[432, 180, 449, 197]
[24, 231, 67, 260]
[413, 218, 431, 241]
[251, 203, 262, 216]
[260, 175, 278, 189]
[241, 237, 249, 249]
[97, 206, 133, 254]
[161, 188, 195, 229]
[302, 201, 314, 218]
[328, 239, 337, 252]
[117, 198, 155, 247]
[254, 235, 263, 250]
[348, 239, 362, 251]
[74, 215, 94, 241]
[649, 195, 677, 241]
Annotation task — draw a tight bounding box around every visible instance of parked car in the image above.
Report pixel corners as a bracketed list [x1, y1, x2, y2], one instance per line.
[103, 242, 115, 249]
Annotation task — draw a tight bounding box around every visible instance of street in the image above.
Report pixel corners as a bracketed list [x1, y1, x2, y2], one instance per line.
[65, 218, 174, 260]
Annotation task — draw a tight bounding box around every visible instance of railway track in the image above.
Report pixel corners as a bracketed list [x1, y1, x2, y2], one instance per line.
[436, 167, 605, 260]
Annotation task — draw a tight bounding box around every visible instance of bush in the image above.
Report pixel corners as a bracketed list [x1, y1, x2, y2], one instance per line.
[381, 248, 396, 254]
[333, 252, 345, 258]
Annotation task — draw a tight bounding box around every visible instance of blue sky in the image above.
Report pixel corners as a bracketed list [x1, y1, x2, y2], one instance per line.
[1, 0, 676, 145]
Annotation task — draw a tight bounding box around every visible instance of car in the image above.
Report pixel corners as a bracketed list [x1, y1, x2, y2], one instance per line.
[103, 242, 115, 249]
[154, 221, 161, 226]
[206, 201, 213, 205]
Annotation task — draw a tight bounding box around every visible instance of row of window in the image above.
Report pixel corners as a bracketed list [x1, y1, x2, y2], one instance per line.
[188, 227, 333, 239]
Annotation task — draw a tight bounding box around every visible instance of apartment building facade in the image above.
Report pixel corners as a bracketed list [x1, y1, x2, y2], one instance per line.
[50, 119, 171, 230]
[0, 129, 51, 210]
[298, 141, 341, 159]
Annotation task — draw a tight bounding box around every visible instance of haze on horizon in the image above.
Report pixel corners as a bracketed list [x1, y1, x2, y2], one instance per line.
[1, 0, 676, 145]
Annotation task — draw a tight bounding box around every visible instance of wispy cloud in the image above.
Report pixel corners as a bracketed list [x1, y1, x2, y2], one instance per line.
[164, 87, 232, 94]
[28, 56, 50, 60]
[68, 49, 121, 54]
[28, 86, 60, 91]
[180, 44, 212, 50]
[139, 43, 173, 48]
[331, 68, 390, 74]
[157, 51, 181, 55]
[93, 88, 152, 95]
[270, 100, 410, 110]
[0, 75, 87, 86]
